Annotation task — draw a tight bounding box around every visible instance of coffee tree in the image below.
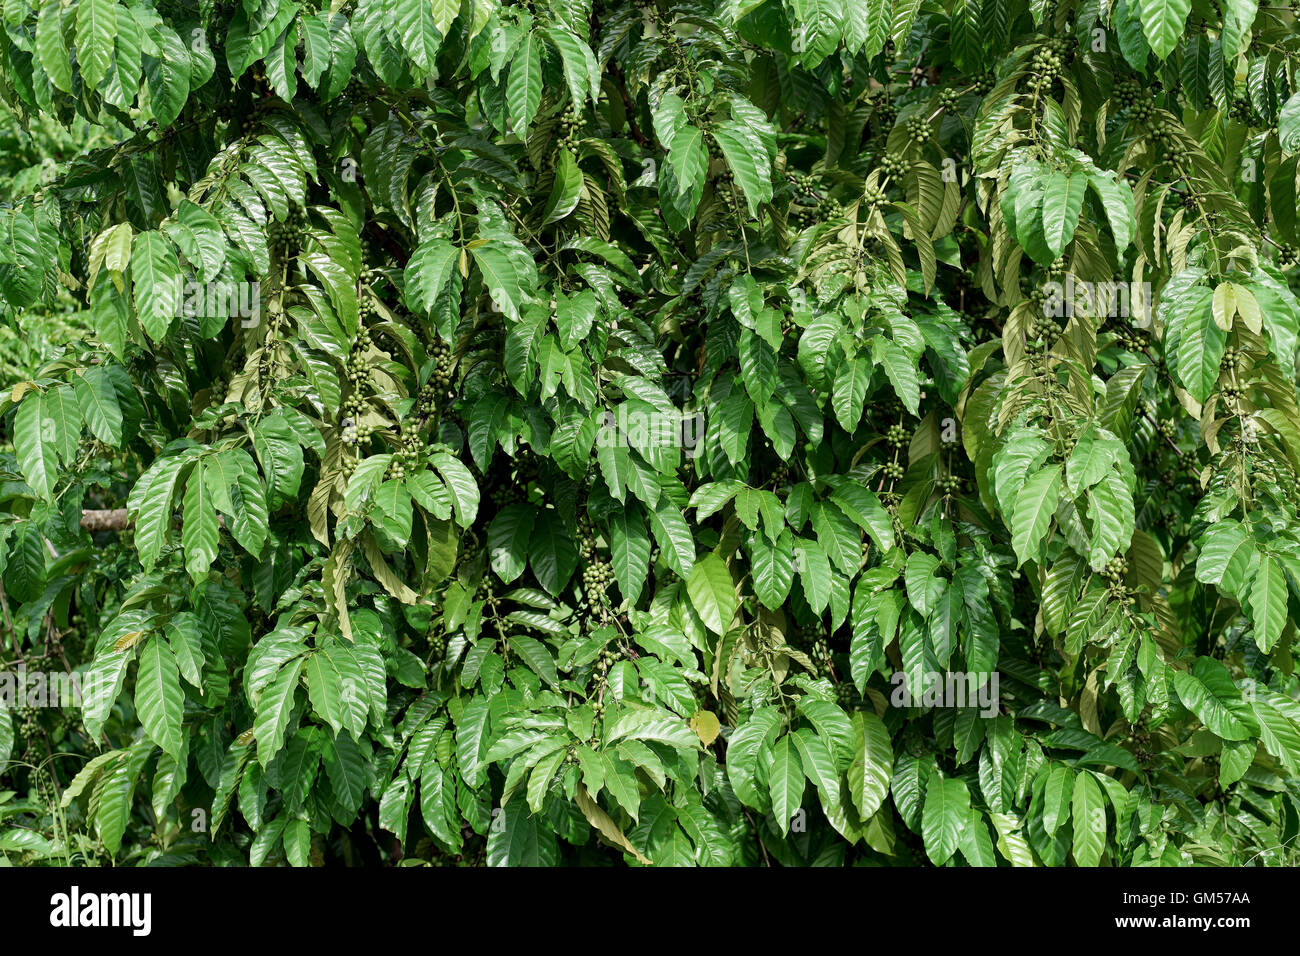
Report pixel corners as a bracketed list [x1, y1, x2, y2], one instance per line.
[0, 0, 1299, 867]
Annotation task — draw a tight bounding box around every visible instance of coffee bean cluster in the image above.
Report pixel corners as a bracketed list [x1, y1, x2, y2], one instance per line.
[1028, 47, 1064, 94]
[885, 423, 910, 449]
[268, 204, 308, 255]
[937, 474, 962, 496]
[1114, 77, 1144, 110]
[874, 98, 898, 127]
[345, 328, 374, 393]
[835, 682, 854, 708]
[583, 559, 613, 597]
[558, 105, 586, 151]
[936, 88, 959, 111]
[578, 515, 597, 561]
[863, 184, 887, 210]
[905, 115, 929, 145]
[1230, 96, 1261, 125]
[790, 173, 819, 198]
[388, 429, 422, 481]
[1148, 117, 1190, 163]
[1131, 727, 1154, 769]
[1113, 322, 1148, 352]
[489, 482, 523, 507]
[879, 153, 907, 180]
[973, 71, 995, 94]
[430, 340, 455, 388]
[817, 196, 844, 219]
[882, 461, 904, 481]
[1026, 312, 1059, 349]
[1276, 243, 1298, 268]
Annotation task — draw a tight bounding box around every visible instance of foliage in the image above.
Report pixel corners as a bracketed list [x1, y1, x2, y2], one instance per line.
[0, 0, 1299, 867]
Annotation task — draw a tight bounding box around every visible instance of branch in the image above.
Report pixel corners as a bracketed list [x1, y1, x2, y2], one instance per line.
[80, 509, 132, 531]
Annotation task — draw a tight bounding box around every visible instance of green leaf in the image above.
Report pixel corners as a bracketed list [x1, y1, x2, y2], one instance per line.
[76, 0, 117, 92]
[1248, 555, 1287, 652]
[1138, 0, 1193, 59]
[1040, 169, 1088, 257]
[1011, 466, 1061, 567]
[847, 711, 892, 820]
[136, 637, 184, 760]
[182, 464, 219, 581]
[609, 506, 651, 604]
[686, 553, 738, 636]
[1071, 771, 1106, 866]
[14, 391, 57, 500]
[507, 31, 543, 136]
[921, 773, 969, 865]
[872, 337, 920, 416]
[1172, 656, 1258, 741]
[544, 148, 585, 224]
[74, 367, 123, 447]
[767, 735, 805, 836]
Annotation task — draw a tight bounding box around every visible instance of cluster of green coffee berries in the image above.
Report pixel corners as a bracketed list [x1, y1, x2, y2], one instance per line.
[1112, 322, 1148, 352]
[874, 98, 898, 127]
[583, 559, 613, 597]
[810, 637, 832, 676]
[1131, 726, 1154, 769]
[1027, 51, 1064, 93]
[1156, 417, 1177, 440]
[1114, 77, 1144, 110]
[885, 423, 910, 449]
[345, 330, 374, 388]
[1147, 117, 1190, 163]
[1220, 383, 1245, 403]
[1230, 96, 1262, 125]
[596, 646, 619, 672]
[1275, 243, 1298, 268]
[1026, 312, 1059, 349]
[904, 115, 929, 145]
[835, 682, 854, 708]
[817, 196, 845, 219]
[973, 71, 995, 94]
[429, 340, 455, 388]
[771, 462, 790, 487]
[1046, 257, 1067, 280]
[1103, 556, 1129, 582]
[881, 461, 905, 482]
[13, 703, 40, 740]
[936, 474, 963, 496]
[237, 98, 270, 137]
[416, 381, 440, 418]
[936, 88, 960, 111]
[1220, 346, 1241, 372]
[790, 172, 820, 198]
[879, 153, 908, 180]
[389, 428, 422, 480]
[268, 204, 308, 254]
[489, 481, 523, 507]
[557, 104, 586, 151]
[863, 184, 888, 211]
[578, 515, 597, 561]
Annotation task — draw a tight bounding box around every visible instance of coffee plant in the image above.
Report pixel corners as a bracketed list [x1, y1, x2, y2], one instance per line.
[0, 0, 1299, 868]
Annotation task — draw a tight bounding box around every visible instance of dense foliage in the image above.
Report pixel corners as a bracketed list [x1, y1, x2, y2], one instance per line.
[1, 0, 1299, 867]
